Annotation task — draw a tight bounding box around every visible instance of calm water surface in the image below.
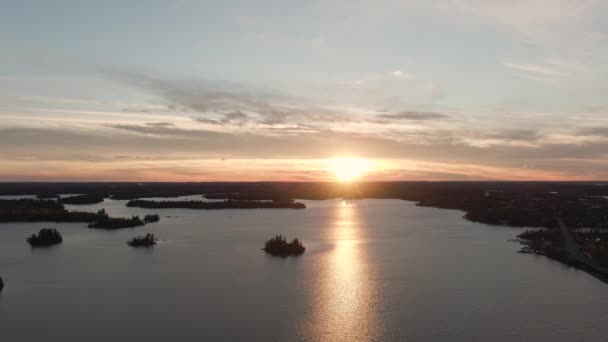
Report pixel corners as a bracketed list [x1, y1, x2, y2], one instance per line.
[1, 198, 607, 341]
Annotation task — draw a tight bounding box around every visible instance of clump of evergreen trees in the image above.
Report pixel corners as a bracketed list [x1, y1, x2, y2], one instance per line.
[88, 209, 145, 229]
[263, 235, 305, 257]
[85, 209, 163, 229]
[127, 233, 157, 247]
[27, 228, 63, 247]
[143, 214, 160, 223]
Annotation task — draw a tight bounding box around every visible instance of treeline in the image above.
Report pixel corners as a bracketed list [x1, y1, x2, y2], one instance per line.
[414, 191, 608, 229]
[87, 209, 160, 229]
[88, 215, 145, 229]
[126, 199, 306, 209]
[0, 199, 101, 222]
[59, 194, 104, 205]
[517, 228, 572, 265]
[0, 200, 160, 229]
[3, 182, 608, 229]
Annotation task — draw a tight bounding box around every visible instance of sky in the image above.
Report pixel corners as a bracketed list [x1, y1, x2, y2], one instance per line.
[2, 0, 608, 181]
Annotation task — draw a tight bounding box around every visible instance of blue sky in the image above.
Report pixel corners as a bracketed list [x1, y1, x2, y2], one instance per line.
[1, 0, 608, 181]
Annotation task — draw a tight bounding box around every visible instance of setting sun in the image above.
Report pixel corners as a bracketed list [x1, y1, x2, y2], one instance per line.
[329, 158, 373, 182]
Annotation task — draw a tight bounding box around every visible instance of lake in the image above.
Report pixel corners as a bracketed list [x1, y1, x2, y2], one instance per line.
[1, 198, 607, 341]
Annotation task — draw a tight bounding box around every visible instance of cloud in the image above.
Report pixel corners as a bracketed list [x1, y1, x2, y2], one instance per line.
[579, 126, 608, 136]
[3, 125, 608, 180]
[504, 58, 593, 85]
[145, 122, 174, 127]
[503, 61, 564, 77]
[220, 111, 250, 124]
[391, 70, 409, 78]
[192, 111, 251, 126]
[478, 129, 539, 142]
[377, 111, 448, 121]
[192, 117, 222, 125]
[423, 82, 446, 100]
[95, 68, 356, 127]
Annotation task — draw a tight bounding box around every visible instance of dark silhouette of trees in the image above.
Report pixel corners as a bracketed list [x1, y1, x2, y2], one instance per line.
[36, 193, 59, 199]
[0, 277, 4, 292]
[59, 194, 104, 205]
[27, 228, 63, 247]
[13, 181, 605, 229]
[0, 201, 159, 229]
[263, 235, 306, 257]
[4, 182, 608, 229]
[127, 199, 306, 210]
[88, 214, 145, 229]
[0, 199, 101, 222]
[127, 233, 157, 247]
[143, 214, 160, 223]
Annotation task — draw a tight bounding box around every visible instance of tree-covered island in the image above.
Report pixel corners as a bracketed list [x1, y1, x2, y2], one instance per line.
[127, 233, 158, 247]
[263, 235, 306, 257]
[27, 228, 63, 247]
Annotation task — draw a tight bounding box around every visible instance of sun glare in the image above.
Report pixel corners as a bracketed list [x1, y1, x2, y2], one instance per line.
[330, 158, 372, 182]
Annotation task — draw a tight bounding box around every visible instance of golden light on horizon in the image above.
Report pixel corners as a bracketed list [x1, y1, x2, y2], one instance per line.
[329, 157, 373, 182]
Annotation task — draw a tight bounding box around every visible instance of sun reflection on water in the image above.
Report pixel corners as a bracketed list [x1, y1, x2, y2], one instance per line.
[306, 200, 382, 341]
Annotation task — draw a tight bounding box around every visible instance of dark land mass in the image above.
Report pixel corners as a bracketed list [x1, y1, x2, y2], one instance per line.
[0, 277, 4, 292]
[517, 219, 608, 283]
[263, 235, 306, 257]
[59, 194, 104, 205]
[88, 214, 145, 229]
[87, 209, 159, 229]
[3, 181, 608, 228]
[127, 233, 157, 247]
[27, 228, 63, 247]
[0, 199, 102, 222]
[0, 200, 158, 229]
[126, 199, 307, 209]
[36, 193, 60, 199]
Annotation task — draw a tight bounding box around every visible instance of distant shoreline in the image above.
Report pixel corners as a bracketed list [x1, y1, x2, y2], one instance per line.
[2, 181, 608, 282]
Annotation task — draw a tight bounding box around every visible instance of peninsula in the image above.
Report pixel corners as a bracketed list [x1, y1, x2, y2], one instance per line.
[0, 200, 160, 229]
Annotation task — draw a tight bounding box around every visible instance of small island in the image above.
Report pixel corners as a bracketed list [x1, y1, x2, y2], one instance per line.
[27, 228, 63, 247]
[126, 199, 306, 210]
[127, 233, 158, 247]
[0, 277, 4, 292]
[84, 209, 160, 229]
[88, 209, 146, 229]
[143, 214, 160, 223]
[263, 235, 306, 257]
